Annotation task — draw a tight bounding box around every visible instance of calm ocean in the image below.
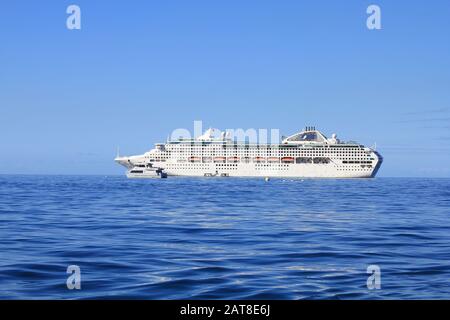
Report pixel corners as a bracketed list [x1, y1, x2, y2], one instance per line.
[0, 175, 449, 299]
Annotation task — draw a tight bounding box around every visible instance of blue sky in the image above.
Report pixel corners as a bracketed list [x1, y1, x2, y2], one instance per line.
[1, 1, 449, 176]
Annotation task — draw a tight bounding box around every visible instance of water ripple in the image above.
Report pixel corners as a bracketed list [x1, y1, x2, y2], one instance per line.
[0, 175, 449, 299]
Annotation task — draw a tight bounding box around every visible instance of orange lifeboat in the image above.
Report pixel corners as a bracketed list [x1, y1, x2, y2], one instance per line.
[267, 157, 279, 163]
[228, 156, 240, 163]
[213, 156, 226, 163]
[281, 157, 294, 163]
[188, 156, 201, 162]
[254, 156, 266, 163]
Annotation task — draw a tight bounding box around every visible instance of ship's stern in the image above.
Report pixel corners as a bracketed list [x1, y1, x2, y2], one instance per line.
[370, 150, 383, 178]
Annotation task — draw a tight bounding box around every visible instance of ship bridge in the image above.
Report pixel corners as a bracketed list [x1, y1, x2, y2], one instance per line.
[282, 126, 340, 145]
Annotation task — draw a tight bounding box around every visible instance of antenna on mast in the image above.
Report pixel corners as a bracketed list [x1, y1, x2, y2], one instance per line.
[116, 146, 120, 158]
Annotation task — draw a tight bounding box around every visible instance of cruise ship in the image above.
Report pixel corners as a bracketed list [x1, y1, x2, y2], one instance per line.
[115, 127, 383, 178]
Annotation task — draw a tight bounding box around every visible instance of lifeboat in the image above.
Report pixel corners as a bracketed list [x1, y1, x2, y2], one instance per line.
[296, 157, 312, 164]
[188, 156, 201, 162]
[254, 156, 266, 163]
[313, 157, 330, 164]
[241, 157, 251, 163]
[267, 157, 279, 163]
[228, 156, 240, 163]
[281, 157, 295, 163]
[202, 157, 212, 163]
[213, 156, 226, 163]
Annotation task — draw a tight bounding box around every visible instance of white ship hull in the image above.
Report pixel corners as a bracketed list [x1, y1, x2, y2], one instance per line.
[152, 161, 380, 178]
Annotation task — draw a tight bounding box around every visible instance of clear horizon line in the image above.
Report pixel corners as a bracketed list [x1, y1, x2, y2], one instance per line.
[0, 173, 449, 179]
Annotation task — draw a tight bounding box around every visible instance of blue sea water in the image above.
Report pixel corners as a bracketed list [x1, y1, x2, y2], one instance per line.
[0, 175, 449, 299]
